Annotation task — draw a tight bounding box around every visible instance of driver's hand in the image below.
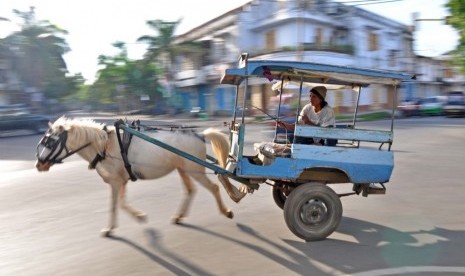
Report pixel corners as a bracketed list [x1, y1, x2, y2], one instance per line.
[301, 114, 311, 124]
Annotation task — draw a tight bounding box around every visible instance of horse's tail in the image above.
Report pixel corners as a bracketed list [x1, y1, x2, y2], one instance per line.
[202, 128, 229, 168]
[202, 128, 246, 203]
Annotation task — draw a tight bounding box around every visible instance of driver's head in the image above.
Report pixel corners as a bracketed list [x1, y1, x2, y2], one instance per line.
[310, 86, 327, 101]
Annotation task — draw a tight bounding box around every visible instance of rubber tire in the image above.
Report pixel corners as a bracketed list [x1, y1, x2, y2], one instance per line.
[272, 185, 287, 210]
[283, 182, 342, 241]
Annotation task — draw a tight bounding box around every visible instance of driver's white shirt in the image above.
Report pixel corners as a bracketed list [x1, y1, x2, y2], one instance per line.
[298, 104, 335, 127]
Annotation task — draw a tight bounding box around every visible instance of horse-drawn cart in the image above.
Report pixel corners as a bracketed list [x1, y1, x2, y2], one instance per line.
[36, 53, 414, 241]
[118, 54, 414, 241]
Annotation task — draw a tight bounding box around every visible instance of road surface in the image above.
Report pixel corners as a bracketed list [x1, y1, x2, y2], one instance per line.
[0, 116, 464, 275]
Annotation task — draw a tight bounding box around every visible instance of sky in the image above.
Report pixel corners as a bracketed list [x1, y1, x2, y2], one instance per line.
[0, 0, 458, 84]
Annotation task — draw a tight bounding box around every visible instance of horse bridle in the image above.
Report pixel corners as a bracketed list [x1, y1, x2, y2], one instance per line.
[36, 130, 91, 164]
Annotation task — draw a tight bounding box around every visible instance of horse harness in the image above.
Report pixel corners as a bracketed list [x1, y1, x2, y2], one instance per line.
[113, 119, 206, 182]
[114, 119, 139, 182]
[37, 125, 111, 168]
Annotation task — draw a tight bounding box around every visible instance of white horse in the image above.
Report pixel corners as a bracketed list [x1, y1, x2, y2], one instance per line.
[35, 117, 245, 236]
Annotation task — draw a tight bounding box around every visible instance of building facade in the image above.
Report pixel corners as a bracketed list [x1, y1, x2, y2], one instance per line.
[171, 0, 436, 115]
[0, 57, 21, 105]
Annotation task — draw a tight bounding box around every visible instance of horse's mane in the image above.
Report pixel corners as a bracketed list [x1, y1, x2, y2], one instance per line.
[53, 116, 106, 129]
[53, 117, 112, 156]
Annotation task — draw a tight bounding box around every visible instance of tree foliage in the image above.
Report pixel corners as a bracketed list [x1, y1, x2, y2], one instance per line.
[2, 7, 83, 100]
[85, 18, 203, 112]
[90, 42, 162, 111]
[2, 8, 202, 113]
[137, 18, 203, 77]
[446, 0, 465, 72]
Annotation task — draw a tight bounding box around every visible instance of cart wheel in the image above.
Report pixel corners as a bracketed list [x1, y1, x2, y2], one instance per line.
[284, 182, 342, 241]
[272, 185, 288, 210]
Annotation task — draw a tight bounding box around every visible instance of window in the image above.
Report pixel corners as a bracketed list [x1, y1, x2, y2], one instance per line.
[443, 68, 453, 78]
[389, 50, 397, 67]
[315, 27, 323, 47]
[265, 30, 276, 51]
[368, 30, 378, 51]
[0, 70, 6, 83]
[335, 28, 348, 44]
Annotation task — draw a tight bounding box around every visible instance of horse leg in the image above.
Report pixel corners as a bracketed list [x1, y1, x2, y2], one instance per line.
[101, 181, 121, 237]
[172, 168, 197, 224]
[119, 183, 147, 223]
[191, 172, 233, 219]
[217, 175, 247, 203]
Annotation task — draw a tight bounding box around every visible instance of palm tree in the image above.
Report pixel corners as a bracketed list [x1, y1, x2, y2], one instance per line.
[93, 41, 161, 112]
[7, 7, 72, 98]
[137, 18, 203, 78]
[0, 17, 11, 58]
[137, 18, 204, 113]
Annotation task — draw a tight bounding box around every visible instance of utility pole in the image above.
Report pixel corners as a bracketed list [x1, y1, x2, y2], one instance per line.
[296, 0, 313, 61]
[410, 13, 448, 99]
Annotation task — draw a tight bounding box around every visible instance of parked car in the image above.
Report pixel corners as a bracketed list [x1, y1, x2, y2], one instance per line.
[397, 99, 420, 117]
[443, 91, 465, 117]
[418, 96, 446, 116]
[0, 105, 50, 134]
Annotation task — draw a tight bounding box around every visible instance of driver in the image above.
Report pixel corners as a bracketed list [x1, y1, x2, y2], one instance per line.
[277, 86, 335, 145]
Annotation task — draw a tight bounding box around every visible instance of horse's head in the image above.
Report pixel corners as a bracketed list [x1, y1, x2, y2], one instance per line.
[36, 117, 109, 172]
[35, 117, 70, 171]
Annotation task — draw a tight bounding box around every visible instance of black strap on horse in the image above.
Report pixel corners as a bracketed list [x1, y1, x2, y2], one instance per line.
[89, 125, 111, 170]
[114, 119, 139, 182]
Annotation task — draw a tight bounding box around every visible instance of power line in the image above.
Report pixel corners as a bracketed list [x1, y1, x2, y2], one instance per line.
[352, 0, 403, 6]
[258, 0, 404, 7]
[333, 0, 403, 6]
[335, 0, 395, 3]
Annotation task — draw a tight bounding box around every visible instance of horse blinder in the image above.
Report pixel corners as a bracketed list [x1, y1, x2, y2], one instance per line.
[36, 131, 68, 164]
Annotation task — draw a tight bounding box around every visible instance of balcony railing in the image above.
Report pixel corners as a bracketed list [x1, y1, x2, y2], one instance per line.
[305, 43, 354, 54]
[250, 43, 355, 57]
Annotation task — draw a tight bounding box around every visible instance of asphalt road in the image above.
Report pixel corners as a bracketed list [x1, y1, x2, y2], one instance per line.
[0, 116, 464, 276]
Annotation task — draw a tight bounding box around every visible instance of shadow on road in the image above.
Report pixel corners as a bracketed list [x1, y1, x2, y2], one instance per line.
[179, 222, 321, 274]
[283, 216, 465, 274]
[103, 217, 464, 275]
[107, 233, 193, 275]
[107, 228, 215, 276]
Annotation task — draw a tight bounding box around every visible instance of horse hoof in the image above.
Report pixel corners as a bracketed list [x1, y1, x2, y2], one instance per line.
[100, 228, 113, 237]
[136, 213, 148, 223]
[226, 210, 234, 219]
[171, 216, 183, 224]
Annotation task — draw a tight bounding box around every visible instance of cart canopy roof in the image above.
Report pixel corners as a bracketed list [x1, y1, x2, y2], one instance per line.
[220, 59, 415, 87]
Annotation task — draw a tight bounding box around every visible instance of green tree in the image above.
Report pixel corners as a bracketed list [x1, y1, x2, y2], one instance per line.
[446, 0, 465, 72]
[137, 19, 204, 113]
[0, 17, 11, 70]
[3, 7, 82, 100]
[137, 19, 182, 70]
[137, 18, 203, 77]
[91, 42, 161, 111]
